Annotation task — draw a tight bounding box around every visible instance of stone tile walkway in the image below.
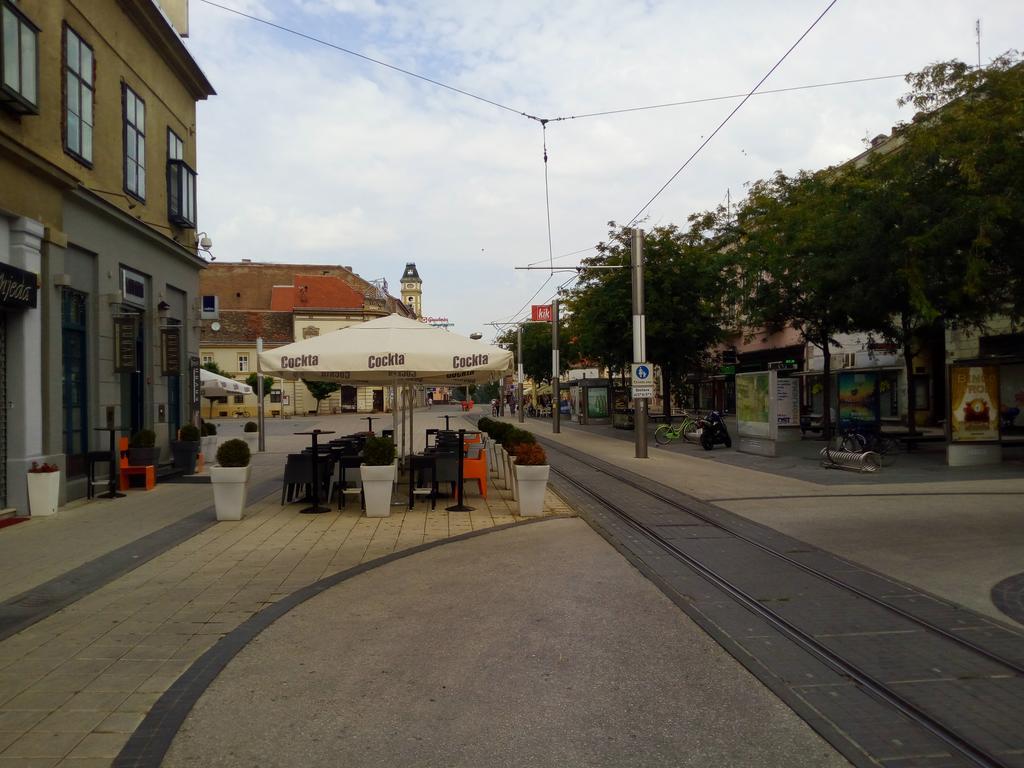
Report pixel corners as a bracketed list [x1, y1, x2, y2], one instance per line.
[0, 479, 571, 766]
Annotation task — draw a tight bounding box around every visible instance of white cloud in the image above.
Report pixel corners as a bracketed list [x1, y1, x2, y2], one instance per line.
[187, 0, 1024, 337]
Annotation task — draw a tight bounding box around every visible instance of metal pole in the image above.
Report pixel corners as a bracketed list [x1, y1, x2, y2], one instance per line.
[632, 228, 648, 459]
[517, 325, 525, 424]
[552, 299, 560, 434]
[256, 336, 265, 452]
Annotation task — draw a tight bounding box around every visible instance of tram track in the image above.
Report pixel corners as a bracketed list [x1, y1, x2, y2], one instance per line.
[541, 438, 1024, 768]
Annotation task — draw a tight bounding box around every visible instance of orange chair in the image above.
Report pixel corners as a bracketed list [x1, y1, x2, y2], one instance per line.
[462, 443, 487, 498]
[119, 437, 156, 491]
[463, 432, 482, 446]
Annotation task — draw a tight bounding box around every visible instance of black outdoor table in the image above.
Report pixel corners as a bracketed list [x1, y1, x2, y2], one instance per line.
[294, 430, 335, 513]
[361, 416, 376, 434]
[446, 428, 474, 512]
[93, 427, 128, 499]
[437, 415, 453, 430]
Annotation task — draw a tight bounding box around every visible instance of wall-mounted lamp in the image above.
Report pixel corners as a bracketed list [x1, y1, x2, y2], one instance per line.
[157, 300, 171, 318]
[196, 232, 213, 250]
[469, 332, 483, 340]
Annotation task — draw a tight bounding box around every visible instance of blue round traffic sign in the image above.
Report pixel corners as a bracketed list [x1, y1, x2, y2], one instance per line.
[636, 365, 650, 379]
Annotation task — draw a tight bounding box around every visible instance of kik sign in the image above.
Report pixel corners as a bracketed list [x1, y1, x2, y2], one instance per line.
[531, 305, 552, 322]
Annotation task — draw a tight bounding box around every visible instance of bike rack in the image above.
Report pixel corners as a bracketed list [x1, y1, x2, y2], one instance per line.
[819, 446, 881, 473]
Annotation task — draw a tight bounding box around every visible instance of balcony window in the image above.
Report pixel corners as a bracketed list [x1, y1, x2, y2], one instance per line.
[167, 158, 196, 227]
[123, 85, 146, 201]
[64, 26, 94, 164]
[1, 0, 38, 114]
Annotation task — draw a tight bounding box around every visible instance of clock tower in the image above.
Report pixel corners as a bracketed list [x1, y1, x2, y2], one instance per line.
[400, 263, 422, 317]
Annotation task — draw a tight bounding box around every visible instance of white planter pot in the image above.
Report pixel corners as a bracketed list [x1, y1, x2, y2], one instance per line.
[485, 438, 499, 477]
[211, 465, 252, 521]
[494, 446, 506, 484]
[243, 433, 259, 453]
[27, 471, 60, 516]
[515, 464, 549, 517]
[360, 464, 394, 518]
[508, 456, 518, 500]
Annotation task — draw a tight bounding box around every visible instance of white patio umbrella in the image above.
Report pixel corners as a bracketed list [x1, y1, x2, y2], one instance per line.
[258, 314, 512, 464]
[257, 314, 512, 386]
[200, 368, 254, 396]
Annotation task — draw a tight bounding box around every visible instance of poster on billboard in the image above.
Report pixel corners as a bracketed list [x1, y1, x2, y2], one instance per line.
[736, 371, 773, 438]
[776, 377, 799, 427]
[837, 372, 879, 430]
[951, 365, 1000, 442]
[587, 387, 609, 418]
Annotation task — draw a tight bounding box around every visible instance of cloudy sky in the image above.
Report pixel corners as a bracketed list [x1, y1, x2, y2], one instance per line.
[184, 0, 1024, 341]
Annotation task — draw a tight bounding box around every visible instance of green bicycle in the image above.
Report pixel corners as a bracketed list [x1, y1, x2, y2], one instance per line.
[654, 412, 702, 445]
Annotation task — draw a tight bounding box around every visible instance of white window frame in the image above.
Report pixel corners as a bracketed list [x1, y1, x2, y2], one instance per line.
[237, 354, 249, 373]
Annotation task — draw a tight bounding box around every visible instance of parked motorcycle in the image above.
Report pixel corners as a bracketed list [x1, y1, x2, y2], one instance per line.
[700, 410, 732, 450]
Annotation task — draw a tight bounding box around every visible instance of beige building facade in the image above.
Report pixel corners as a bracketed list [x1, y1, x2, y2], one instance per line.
[1, 0, 214, 508]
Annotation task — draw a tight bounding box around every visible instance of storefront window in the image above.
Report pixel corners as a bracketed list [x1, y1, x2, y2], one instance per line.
[1000, 363, 1024, 440]
[62, 289, 88, 476]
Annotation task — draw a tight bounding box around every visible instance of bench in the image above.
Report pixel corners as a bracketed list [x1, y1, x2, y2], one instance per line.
[118, 437, 155, 491]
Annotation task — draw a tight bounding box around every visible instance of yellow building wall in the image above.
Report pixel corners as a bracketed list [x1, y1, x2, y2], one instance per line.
[1, 0, 200, 245]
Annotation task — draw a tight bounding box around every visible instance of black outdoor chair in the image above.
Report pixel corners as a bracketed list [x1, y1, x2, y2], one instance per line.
[330, 455, 364, 509]
[281, 454, 332, 505]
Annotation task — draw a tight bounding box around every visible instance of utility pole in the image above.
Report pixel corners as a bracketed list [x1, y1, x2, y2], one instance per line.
[552, 299, 560, 434]
[517, 325, 525, 423]
[256, 336, 265, 452]
[632, 228, 648, 459]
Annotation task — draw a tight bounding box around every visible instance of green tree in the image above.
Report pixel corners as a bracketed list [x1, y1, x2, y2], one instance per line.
[245, 373, 275, 401]
[849, 54, 1023, 431]
[302, 379, 340, 414]
[496, 319, 570, 385]
[201, 360, 229, 418]
[735, 169, 872, 439]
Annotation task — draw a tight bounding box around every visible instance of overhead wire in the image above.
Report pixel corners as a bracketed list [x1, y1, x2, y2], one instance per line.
[627, 0, 840, 227]
[195, 0, 540, 121]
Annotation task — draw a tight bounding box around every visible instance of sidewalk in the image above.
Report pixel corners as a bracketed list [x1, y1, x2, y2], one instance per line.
[509, 412, 1024, 625]
[0, 408, 570, 765]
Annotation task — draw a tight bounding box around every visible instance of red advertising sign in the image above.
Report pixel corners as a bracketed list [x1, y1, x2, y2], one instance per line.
[531, 304, 552, 322]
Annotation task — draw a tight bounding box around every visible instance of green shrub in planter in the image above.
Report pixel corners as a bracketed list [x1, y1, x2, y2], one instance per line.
[244, 421, 259, 433]
[201, 421, 217, 436]
[216, 439, 251, 467]
[179, 424, 201, 442]
[362, 436, 396, 466]
[130, 429, 156, 448]
[477, 417, 493, 434]
[504, 428, 536, 451]
[489, 422, 513, 444]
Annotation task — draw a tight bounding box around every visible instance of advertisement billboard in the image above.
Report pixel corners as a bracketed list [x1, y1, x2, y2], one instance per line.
[837, 372, 879, 429]
[736, 371, 772, 438]
[951, 365, 1000, 442]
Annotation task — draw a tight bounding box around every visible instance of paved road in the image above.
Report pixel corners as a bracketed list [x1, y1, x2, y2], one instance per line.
[165, 519, 850, 768]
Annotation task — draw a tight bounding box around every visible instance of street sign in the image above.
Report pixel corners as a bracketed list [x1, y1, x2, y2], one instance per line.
[531, 304, 552, 322]
[632, 384, 654, 399]
[631, 362, 652, 388]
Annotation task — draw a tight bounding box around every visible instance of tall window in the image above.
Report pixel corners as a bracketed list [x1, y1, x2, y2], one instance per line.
[167, 128, 196, 227]
[0, 0, 37, 114]
[62, 289, 88, 477]
[123, 85, 145, 200]
[64, 26, 93, 163]
[201, 354, 213, 366]
[237, 354, 249, 372]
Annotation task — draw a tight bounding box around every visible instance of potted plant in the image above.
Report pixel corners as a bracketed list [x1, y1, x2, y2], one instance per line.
[210, 439, 251, 521]
[360, 436, 396, 518]
[26, 461, 61, 517]
[242, 421, 259, 453]
[201, 421, 218, 460]
[128, 429, 160, 467]
[171, 424, 201, 475]
[512, 442, 549, 517]
[503, 428, 535, 497]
